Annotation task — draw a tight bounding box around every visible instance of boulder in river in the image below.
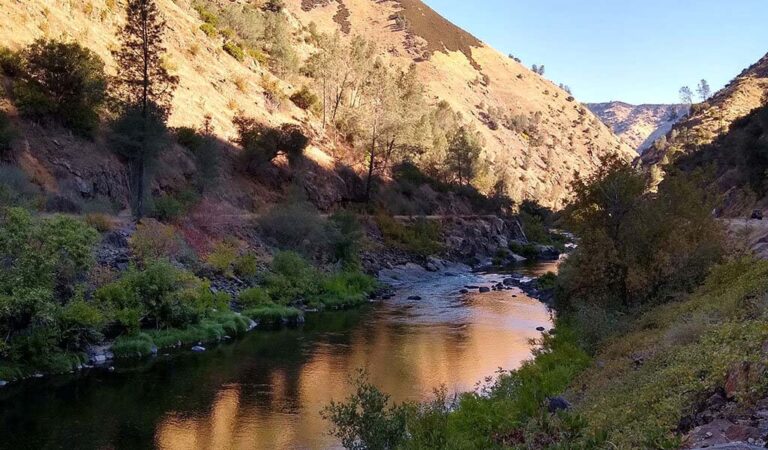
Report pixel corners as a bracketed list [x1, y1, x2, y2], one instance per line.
[407, 295, 422, 301]
[0, 380, 7, 387]
[191, 346, 206, 352]
[536, 326, 546, 332]
[459, 289, 469, 294]
[479, 287, 491, 293]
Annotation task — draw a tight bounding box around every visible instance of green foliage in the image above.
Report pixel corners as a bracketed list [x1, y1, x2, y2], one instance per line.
[0, 208, 99, 365]
[95, 260, 212, 331]
[558, 155, 724, 310]
[129, 219, 181, 263]
[257, 199, 331, 257]
[509, 241, 538, 260]
[223, 41, 245, 62]
[199, 23, 218, 38]
[0, 165, 40, 208]
[446, 125, 484, 186]
[243, 304, 302, 326]
[174, 122, 220, 192]
[375, 214, 442, 257]
[569, 258, 768, 448]
[14, 39, 107, 136]
[233, 116, 309, 170]
[290, 85, 319, 110]
[150, 189, 198, 222]
[238, 287, 271, 308]
[206, 240, 238, 276]
[233, 253, 259, 278]
[0, 46, 23, 76]
[0, 111, 16, 155]
[317, 272, 377, 309]
[322, 369, 409, 450]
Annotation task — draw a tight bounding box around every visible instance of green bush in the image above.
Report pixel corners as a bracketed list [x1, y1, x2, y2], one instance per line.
[290, 85, 319, 110]
[233, 116, 309, 171]
[317, 271, 377, 308]
[14, 39, 107, 136]
[233, 253, 259, 278]
[509, 241, 538, 259]
[223, 41, 245, 62]
[175, 125, 221, 192]
[322, 369, 409, 450]
[257, 200, 331, 256]
[130, 219, 182, 263]
[375, 214, 442, 257]
[151, 195, 184, 222]
[238, 287, 271, 308]
[206, 240, 238, 276]
[112, 333, 154, 358]
[200, 23, 218, 38]
[0, 46, 23, 76]
[0, 206, 100, 367]
[95, 260, 204, 331]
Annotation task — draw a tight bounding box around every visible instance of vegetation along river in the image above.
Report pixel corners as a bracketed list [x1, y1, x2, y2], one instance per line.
[0, 262, 558, 449]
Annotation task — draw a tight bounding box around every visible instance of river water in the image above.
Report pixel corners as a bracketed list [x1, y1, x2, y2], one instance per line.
[0, 262, 557, 450]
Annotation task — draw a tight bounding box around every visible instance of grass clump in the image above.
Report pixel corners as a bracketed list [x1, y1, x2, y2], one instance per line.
[243, 304, 302, 326]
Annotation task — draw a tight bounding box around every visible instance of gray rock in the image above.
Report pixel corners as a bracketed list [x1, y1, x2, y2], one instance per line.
[536, 326, 546, 332]
[479, 287, 491, 293]
[191, 346, 206, 352]
[460, 289, 469, 294]
[0, 380, 7, 387]
[407, 295, 422, 301]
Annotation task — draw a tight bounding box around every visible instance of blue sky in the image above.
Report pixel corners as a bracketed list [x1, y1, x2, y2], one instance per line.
[423, 0, 768, 104]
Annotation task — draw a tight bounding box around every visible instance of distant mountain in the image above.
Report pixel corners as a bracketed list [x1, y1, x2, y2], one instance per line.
[586, 102, 688, 153]
[642, 53, 768, 168]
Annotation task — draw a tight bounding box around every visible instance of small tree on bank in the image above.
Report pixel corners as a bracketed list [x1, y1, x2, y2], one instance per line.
[446, 126, 482, 186]
[111, 0, 178, 218]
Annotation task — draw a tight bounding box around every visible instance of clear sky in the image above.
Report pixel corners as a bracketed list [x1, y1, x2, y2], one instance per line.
[423, 0, 768, 105]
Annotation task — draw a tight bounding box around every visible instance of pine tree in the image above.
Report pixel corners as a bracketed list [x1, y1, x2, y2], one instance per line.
[679, 86, 693, 105]
[111, 0, 178, 218]
[696, 79, 711, 101]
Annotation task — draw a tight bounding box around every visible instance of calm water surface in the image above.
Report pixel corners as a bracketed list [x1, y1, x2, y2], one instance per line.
[0, 262, 557, 449]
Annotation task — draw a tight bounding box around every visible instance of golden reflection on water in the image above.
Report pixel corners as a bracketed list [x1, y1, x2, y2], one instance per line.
[155, 290, 552, 450]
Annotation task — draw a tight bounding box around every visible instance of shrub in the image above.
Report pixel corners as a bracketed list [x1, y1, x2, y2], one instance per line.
[200, 23, 218, 38]
[0, 208, 99, 364]
[206, 240, 238, 276]
[238, 287, 271, 308]
[317, 271, 377, 308]
[264, 251, 320, 305]
[130, 219, 181, 263]
[0, 165, 39, 207]
[223, 41, 245, 62]
[0, 46, 23, 76]
[233, 115, 309, 170]
[290, 86, 319, 110]
[112, 333, 153, 358]
[59, 299, 106, 351]
[85, 213, 115, 232]
[151, 194, 185, 222]
[509, 241, 538, 260]
[175, 124, 220, 193]
[322, 370, 409, 450]
[194, 4, 219, 27]
[15, 39, 107, 136]
[233, 253, 259, 278]
[375, 214, 442, 256]
[248, 48, 268, 65]
[257, 200, 330, 255]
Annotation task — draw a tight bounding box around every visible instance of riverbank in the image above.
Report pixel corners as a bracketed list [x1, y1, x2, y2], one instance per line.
[0, 261, 557, 449]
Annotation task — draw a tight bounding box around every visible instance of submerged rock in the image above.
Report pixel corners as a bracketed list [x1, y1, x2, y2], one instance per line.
[407, 295, 422, 301]
[479, 287, 491, 293]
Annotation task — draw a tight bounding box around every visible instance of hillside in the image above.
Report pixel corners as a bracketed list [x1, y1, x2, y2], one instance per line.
[642, 52, 768, 169]
[586, 101, 687, 153]
[0, 0, 632, 210]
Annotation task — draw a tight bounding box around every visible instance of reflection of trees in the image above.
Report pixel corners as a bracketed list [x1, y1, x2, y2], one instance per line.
[0, 297, 552, 449]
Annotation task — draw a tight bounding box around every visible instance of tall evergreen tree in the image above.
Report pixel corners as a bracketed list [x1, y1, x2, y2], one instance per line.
[696, 79, 712, 101]
[111, 0, 178, 218]
[679, 86, 693, 105]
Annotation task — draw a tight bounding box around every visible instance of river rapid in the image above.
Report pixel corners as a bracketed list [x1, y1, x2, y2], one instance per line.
[0, 261, 557, 450]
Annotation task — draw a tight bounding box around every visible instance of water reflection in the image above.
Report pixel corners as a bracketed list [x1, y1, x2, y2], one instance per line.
[0, 265, 554, 450]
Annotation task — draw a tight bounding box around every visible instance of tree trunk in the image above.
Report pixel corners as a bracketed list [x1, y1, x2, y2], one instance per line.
[365, 121, 377, 203]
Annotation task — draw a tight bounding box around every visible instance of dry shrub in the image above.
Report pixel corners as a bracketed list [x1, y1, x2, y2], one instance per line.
[85, 213, 115, 232]
[130, 219, 182, 263]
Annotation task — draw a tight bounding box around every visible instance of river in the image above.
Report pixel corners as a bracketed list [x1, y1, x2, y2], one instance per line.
[0, 262, 557, 450]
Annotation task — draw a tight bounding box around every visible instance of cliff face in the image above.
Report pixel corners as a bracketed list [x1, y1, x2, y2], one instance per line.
[586, 102, 688, 153]
[0, 0, 632, 210]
